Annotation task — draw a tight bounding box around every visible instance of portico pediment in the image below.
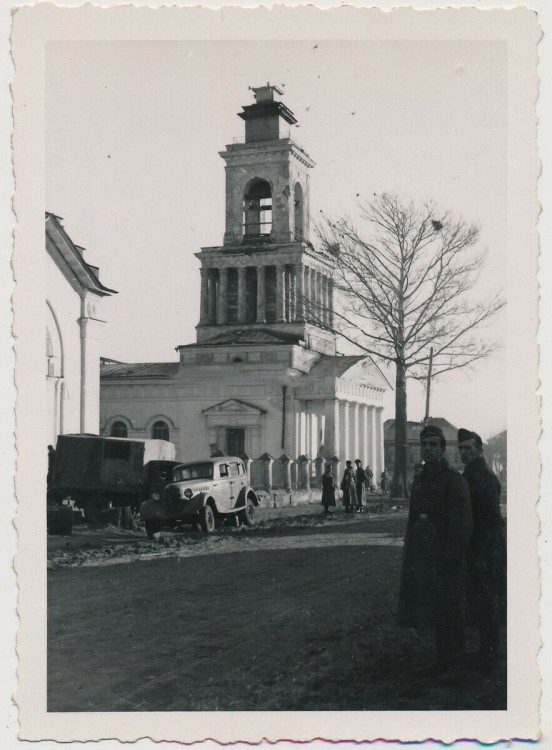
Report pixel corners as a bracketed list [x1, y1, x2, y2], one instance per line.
[202, 398, 265, 416]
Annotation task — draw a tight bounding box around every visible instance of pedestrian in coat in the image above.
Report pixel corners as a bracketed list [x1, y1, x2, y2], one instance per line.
[398, 425, 473, 678]
[380, 469, 389, 494]
[366, 466, 374, 492]
[458, 427, 506, 673]
[321, 464, 337, 515]
[340, 460, 356, 513]
[354, 459, 367, 512]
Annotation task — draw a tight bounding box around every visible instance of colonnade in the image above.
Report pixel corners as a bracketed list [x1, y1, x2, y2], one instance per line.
[292, 397, 384, 476]
[199, 263, 334, 327]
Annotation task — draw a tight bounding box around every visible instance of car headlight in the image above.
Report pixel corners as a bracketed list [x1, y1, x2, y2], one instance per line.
[184, 488, 193, 499]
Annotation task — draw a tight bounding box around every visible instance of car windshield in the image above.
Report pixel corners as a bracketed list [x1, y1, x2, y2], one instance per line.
[172, 463, 213, 482]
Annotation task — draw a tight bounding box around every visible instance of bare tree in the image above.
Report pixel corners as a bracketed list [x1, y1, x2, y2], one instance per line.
[313, 193, 505, 497]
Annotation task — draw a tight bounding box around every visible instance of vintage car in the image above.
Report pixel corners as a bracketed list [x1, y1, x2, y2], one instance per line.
[139, 457, 259, 537]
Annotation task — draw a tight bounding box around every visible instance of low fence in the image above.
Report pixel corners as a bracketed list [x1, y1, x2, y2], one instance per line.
[242, 453, 343, 493]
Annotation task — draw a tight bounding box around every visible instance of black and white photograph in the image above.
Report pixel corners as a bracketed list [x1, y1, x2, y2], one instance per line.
[9, 3, 543, 745]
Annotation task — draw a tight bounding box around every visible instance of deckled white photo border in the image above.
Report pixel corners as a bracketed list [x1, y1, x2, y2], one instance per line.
[10, 3, 541, 744]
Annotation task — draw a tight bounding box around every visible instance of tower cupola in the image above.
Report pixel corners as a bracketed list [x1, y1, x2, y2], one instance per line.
[239, 84, 297, 143]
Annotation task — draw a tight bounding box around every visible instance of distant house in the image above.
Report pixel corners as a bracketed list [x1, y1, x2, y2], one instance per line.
[384, 417, 463, 483]
[486, 429, 507, 485]
[46, 212, 116, 444]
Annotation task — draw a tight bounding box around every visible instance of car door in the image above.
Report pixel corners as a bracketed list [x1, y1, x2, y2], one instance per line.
[212, 461, 232, 512]
[228, 460, 246, 507]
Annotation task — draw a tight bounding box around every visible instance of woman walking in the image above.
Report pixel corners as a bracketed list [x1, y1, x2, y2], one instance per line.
[340, 460, 357, 513]
[321, 464, 337, 515]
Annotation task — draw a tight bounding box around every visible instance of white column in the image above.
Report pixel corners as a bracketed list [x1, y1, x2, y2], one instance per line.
[361, 404, 369, 465]
[256, 265, 266, 323]
[324, 398, 340, 457]
[217, 267, 228, 325]
[310, 406, 318, 458]
[237, 266, 247, 323]
[352, 402, 360, 461]
[376, 406, 384, 477]
[369, 405, 377, 475]
[294, 401, 301, 460]
[339, 400, 350, 462]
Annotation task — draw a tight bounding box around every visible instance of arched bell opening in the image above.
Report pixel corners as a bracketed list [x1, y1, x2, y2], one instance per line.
[294, 182, 304, 241]
[243, 178, 272, 239]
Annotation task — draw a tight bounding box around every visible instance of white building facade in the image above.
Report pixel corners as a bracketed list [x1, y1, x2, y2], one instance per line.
[46, 213, 116, 444]
[100, 86, 390, 482]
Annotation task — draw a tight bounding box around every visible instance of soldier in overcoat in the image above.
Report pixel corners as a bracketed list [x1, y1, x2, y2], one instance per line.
[458, 427, 506, 672]
[398, 424, 473, 676]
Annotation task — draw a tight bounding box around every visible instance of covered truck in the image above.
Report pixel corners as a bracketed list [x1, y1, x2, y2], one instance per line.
[49, 434, 178, 525]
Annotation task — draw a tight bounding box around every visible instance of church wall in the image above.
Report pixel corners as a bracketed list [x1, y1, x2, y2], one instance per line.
[45, 250, 83, 441]
[100, 382, 181, 454]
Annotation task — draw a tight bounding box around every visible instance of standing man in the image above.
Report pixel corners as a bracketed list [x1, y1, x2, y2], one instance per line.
[458, 427, 505, 672]
[354, 459, 367, 512]
[398, 425, 473, 677]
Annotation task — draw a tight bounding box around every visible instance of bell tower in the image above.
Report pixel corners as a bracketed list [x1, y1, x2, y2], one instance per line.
[221, 84, 313, 246]
[195, 85, 336, 355]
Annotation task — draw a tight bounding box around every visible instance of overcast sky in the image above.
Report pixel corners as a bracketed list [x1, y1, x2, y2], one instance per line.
[46, 39, 507, 439]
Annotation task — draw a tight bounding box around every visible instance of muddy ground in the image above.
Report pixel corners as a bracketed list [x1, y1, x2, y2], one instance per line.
[47, 504, 506, 712]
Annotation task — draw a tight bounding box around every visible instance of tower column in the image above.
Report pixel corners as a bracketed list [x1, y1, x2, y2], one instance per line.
[321, 276, 329, 326]
[295, 265, 304, 321]
[288, 266, 296, 321]
[217, 267, 228, 325]
[199, 268, 209, 324]
[303, 267, 311, 321]
[256, 265, 266, 323]
[328, 278, 335, 328]
[237, 266, 247, 324]
[208, 270, 217, 324]
[276, 264, 286, 322]
[310, 268, 318, 322]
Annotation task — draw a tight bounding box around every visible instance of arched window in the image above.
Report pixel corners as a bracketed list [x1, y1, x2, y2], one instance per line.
[243, 179, 272, 238]
[110, 420, 128, 438]
[151, 420, 170, 441]
[294, 182, 304, 240]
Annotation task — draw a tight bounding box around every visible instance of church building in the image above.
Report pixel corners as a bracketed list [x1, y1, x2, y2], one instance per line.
[100, 86, 390, 482]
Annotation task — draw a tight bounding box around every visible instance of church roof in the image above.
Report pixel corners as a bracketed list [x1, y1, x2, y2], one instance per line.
[307, 355, 391, 389]
[178, 328, 301, 348]
[46, 212, 117, 297]
[100, 362, 179, 379]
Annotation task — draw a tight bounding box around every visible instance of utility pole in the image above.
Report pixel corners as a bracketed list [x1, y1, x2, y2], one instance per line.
[424, 347, 434, 425]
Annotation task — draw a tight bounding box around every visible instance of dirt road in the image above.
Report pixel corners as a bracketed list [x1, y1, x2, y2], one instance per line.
[47, 508, 506, 712]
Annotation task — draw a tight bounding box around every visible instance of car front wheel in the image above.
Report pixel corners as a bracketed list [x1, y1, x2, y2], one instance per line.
[200, 504, 216, 533]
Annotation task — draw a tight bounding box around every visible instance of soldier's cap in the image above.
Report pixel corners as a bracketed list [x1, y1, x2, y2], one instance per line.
[355, 459, 362, 464]
[457, 428, 483, 448]
[420, 424, 446, 444]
